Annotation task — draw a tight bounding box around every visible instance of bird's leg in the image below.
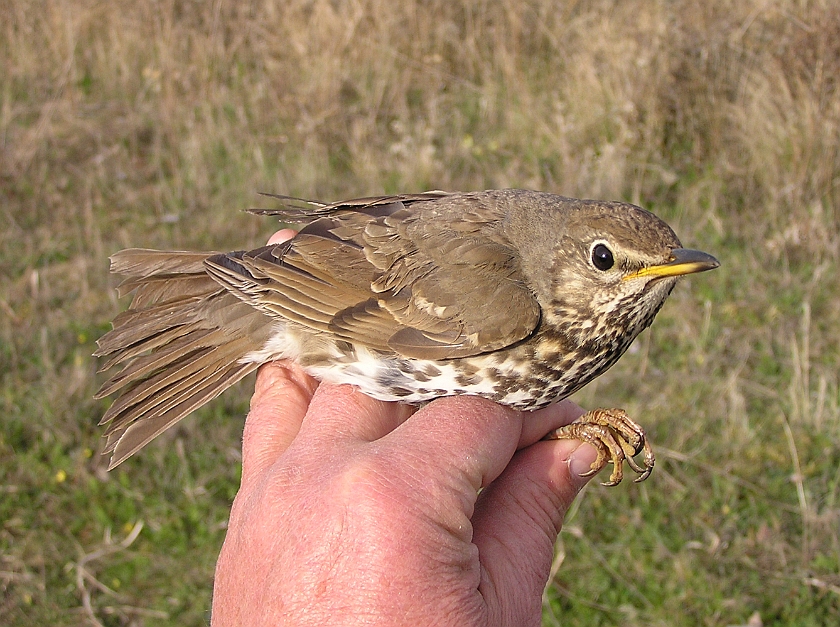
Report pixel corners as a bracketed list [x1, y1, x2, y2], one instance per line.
[544, 408, 655, 486]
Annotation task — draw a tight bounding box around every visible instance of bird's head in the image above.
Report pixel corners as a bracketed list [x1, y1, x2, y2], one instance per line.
[517, 198, 719, 342]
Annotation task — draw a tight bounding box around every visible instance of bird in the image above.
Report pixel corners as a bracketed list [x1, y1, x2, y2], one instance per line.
[94, 189, 719, 484]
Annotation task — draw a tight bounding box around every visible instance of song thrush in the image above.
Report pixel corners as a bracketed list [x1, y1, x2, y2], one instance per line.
[94, 189, 719, 484]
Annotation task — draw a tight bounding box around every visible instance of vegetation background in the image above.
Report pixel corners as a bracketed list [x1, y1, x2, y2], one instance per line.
[2, 0, 839, 625]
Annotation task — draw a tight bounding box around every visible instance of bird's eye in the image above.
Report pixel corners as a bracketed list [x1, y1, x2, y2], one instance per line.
[591, 243, 614, 271]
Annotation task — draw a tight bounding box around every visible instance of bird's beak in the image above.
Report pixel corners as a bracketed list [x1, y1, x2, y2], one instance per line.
[625, 248, 720, 280]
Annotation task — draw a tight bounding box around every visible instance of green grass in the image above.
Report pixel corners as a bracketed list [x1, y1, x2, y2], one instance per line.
[2, 0, 839, 624]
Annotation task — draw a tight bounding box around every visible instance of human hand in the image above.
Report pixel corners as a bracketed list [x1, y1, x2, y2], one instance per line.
[210, 231, 599, 627]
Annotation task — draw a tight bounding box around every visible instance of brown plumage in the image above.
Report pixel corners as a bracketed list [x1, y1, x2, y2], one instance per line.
[95, 189, 719, 482]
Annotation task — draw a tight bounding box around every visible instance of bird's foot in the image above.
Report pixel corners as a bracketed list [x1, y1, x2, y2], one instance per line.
[544, 408, 655, 486]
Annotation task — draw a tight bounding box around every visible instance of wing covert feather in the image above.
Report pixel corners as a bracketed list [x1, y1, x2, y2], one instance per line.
[212, 191, 541, 359]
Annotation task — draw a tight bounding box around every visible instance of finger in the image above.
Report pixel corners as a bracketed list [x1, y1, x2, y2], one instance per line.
[471, 438, 598, 623]
[240, 361, 319, 487]
[518, 399, 587, 448]
[387, 395, 525, 494]
[267, 228, 297, 245]
[297, 383, 416, 444]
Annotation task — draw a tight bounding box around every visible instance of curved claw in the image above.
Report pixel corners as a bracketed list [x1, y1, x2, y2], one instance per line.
[577, 437, 609, 478]
[632, 438, 655, 482]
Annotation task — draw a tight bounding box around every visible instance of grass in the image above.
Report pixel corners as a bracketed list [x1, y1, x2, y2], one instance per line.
[2, 0, 839, 624]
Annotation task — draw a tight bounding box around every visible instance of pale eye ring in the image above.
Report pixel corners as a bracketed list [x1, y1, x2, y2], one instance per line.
[591, 243, 614, 271]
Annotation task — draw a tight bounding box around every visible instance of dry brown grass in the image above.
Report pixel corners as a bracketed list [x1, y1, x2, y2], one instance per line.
[2, 1, 839, 625]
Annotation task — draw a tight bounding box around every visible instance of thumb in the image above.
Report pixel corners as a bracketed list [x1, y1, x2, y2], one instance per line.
[471, 439, 598, 624]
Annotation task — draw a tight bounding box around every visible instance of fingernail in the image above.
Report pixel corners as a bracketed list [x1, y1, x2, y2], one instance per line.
[568, 442, 599, 486]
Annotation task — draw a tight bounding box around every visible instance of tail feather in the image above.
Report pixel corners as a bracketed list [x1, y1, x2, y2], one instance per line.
[110, 249, 216, 276]
[98, 346, 228, 434]
[101, 345, 221, 436]
[96, 323, 205, 372]
[120, 274, 222, 308]
[94, 297, 208, 358]
[95, 328, 216, 398]
[95, 250, 274, 468]
[104, 338, 257, 427]
[103, 361, 258, 468]
[96, 293, 260, 390]
[98, 327, 259, 420]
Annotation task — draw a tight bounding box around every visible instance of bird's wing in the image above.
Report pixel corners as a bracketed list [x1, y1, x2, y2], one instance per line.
[207, 192, 541, 359]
